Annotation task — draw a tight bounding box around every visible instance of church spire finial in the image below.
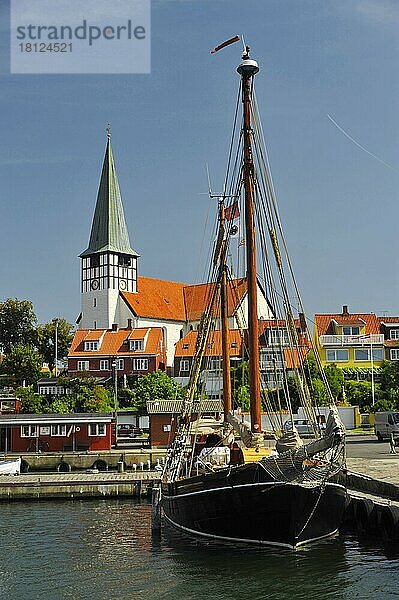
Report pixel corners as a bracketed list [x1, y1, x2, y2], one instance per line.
[106, 123, 111, 140]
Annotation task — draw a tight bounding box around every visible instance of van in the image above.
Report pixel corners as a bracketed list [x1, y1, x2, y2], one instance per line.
[374, 412, 399, 441]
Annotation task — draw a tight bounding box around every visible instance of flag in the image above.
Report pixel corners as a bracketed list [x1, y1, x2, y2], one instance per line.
[210, 35, 240, 55]
[225, 201, 240, 221]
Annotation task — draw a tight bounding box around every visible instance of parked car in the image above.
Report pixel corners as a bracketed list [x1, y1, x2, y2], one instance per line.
[117, 425, 143, 438]
[374, 412, 399, 441]
[284, 419, 315, 437]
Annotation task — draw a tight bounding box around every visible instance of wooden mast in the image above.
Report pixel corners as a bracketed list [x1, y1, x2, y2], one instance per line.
[237, 48, 262, 433]
[219, 199, 232, 417]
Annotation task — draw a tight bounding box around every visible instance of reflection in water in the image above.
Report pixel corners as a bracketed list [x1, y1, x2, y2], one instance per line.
[0, 500, 397, 600]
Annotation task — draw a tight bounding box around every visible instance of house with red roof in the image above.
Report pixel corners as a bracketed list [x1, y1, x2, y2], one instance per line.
[68, 324, 166, 379]
[314, 305, 385, 377]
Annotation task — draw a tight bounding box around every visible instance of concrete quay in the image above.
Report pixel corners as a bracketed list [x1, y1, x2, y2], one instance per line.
[0, 471, 161, 501]
[0, 448, 167, 473]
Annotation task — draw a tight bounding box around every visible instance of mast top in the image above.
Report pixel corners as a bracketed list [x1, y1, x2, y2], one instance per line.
[237, 45, 259, 76]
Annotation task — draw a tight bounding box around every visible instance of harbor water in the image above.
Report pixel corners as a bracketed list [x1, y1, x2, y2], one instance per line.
[0, 499, 397, 599]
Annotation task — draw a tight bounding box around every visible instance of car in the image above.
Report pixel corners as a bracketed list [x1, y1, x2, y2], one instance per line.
[284, 419, 314, 437]
[117, 425, 143, 438]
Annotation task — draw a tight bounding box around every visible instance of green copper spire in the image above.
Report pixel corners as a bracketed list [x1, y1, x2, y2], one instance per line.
[80, 130, 138, 258]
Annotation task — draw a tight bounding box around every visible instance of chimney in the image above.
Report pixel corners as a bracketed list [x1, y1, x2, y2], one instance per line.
[342, 305, 349, 316]
[111, 323, 118, 332]
[127, 318, 133, 329]
[299, 312, 306, 332]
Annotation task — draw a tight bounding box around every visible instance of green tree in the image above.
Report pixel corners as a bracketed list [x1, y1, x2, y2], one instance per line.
[344, 380, 384, 412]
[82, 386, 114, 413]
[47, 396, 76, 414]
[324, 364, 345, 400]
[36, 318, 74, 374]
[0, 298, 37, 354]
[379, 360, 399, 394]
[15, 385, 44, 413]
[1, 344, 42, 386]
[129, 371, 184, 414]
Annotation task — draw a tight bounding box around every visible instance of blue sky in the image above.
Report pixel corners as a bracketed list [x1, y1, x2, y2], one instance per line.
[0, 0, 398, 325]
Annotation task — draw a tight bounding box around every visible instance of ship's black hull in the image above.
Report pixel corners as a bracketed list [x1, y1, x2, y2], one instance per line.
[161, 462, 347, 549]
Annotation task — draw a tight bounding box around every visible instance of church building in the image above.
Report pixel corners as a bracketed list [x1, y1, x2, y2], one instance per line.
[68, 131, 271, 379]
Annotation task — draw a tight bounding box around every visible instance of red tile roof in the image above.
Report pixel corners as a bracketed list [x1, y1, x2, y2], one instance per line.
[315, 312, 380, 336]
[175, 329, 244, 357]
[69, 327, 163, 357]
[121, 276, 187, 322]
[183, 278, 247, 322]
[120, 276, 248, 324]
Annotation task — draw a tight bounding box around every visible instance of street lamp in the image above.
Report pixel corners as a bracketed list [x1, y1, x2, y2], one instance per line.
[52, 318, 59, 378]
[111, 359, 118, 444]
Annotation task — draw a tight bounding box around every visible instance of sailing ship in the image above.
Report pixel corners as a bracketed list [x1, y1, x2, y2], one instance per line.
[161, 42, 347, 549]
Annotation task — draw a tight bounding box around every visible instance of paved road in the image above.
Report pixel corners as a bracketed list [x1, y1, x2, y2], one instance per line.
[346, 434, 397, 460]
[345, 433, 399, 485]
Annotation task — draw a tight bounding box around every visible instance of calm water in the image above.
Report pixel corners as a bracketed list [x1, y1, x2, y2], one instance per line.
[0, 499, 398, 600]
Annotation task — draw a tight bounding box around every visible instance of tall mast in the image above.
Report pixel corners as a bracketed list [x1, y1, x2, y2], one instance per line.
[219, 199, 232, 417]
[237, 48, 262, 433]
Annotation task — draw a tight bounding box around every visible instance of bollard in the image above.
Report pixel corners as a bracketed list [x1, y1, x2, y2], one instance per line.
[147, 460, 151, 470]
[132, 463, 137, 472]
[117, 460, 125, 473]
[151, 485, 162, 530]
[139, 462, 144, 471]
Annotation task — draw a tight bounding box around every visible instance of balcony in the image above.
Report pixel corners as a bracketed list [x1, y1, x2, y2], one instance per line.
[319, 334, 384, 346]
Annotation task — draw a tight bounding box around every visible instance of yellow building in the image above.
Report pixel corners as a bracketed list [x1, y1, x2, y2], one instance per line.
[314, 305, 384, 377]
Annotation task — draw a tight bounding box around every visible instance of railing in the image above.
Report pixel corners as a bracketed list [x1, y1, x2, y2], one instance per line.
[319, 334, 384, 346]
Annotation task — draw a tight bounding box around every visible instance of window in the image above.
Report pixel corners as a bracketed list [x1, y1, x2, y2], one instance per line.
[209, 358, 221, 370]
[182, 343, 189, 349]
[269, 329, 289, 346]
[84, 341, 98, 351]
[261, 372, 283, 388]
[93, 298, 97, 308]
[390, 349, 399, 361]
[342, 326, 360, 336]
[132, 358, 148, 371]
[21, 425, 38, 438]
[129, 339, 144, 351]
[326, 349, 349, 362]
[90, 255, 100, 268]
[100, 360, 109, 371]
[40, 386, 58, 395]
[51, 424, 67, 436]
[77, 360, 90, 371]
[180, 359, 189, 372]
[390, 330, 399, 340]
[260, 351, 283, 369]
[354, 348, 384, 361]
[116, 358, 124, 371]
[88, 423, 106, 436]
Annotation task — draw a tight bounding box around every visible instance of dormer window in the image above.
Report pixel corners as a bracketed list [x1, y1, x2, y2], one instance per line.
[342, 326, 360, 336]
[130, 339, 144, 351]
[231, 342, 238, 348]
[182, 343, 189, 349]
[84, 341, 99, 351]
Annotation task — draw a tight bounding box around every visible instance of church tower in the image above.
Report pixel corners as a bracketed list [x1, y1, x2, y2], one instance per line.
[79, 128, 138, 329]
